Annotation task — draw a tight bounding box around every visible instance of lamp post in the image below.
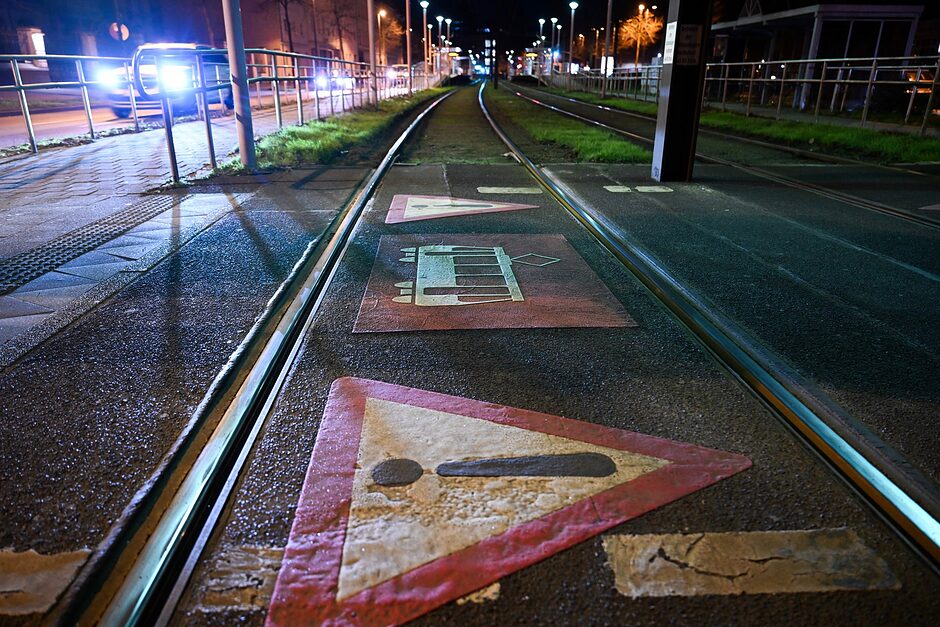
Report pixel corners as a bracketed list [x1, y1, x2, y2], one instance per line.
[405, 1, 412, 94]
[539, 18, 545, 39]
[550, 17, 558, 55]
[568, 2, 578, 89]
[601, 0, 613, 96]
[377, 9, 386, 66]
[420, 1, 429, 88]
[445, 17, 452, 42]
[429, 23, 435, 74]
[435, 15, 443, 73]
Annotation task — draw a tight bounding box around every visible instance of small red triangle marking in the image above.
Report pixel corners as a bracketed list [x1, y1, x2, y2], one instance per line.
[385, 194, 538, 224]
[266, 378, 751, 626]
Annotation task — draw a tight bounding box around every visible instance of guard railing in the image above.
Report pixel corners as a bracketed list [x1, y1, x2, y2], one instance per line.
[2, 47, 448, 181]
[549, 53, 939, 134]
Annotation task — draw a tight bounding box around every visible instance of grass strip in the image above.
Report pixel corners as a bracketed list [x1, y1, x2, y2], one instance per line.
[490, 86, 651, 163]
[250, 88, 449, 168]
[534, 85, 940, 163]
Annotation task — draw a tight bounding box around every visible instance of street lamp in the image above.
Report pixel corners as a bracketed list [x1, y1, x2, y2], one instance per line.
[420, 1, 429, 89]
[377, 9, 386, 67]
[601, 0, 613, 96]
[539, 18, 545, 39]
[428, 23, 435, 73]
[445, 17, 452, 42]
[568, 2, 578, 88]
[550, 17, 558, 52]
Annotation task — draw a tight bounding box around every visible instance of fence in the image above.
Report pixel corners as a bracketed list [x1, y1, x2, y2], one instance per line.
[548, 54, 939, 135]
[2, 46, 448, 180]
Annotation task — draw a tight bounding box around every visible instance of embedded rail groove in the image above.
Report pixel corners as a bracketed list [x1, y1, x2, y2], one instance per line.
[64, 90, 456, 627]
[509, 83, 940, 231]
[477, 81, 940, 571]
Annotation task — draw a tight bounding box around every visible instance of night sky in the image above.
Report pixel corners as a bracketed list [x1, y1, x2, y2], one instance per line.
[419, 0, 935, 53]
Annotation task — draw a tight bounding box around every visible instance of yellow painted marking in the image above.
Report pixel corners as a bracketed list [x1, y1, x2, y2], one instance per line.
[0, 548, 90, 615]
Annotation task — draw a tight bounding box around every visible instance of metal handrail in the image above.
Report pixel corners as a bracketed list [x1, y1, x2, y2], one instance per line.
[549, 53, 939, 134]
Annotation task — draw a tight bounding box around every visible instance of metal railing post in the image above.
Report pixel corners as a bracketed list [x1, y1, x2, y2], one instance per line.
[814, 61, 827, 122]
[921, 61, 939, 136]
[904, 66, 921, 125]
[328, 61, 336, 116]
[312, 58, 322, 120]
[746, 62, 755, 116]
[10, 60, 38, 153]
[75, 59, 96, 139]
[720, 64, 729, 111]
[124, 62, 140, 132]
[776, 63, 786, 120]
[155, 57, 180, 183]
[861, 60, 877, 126]
[196, 55, 217, 170]
[271, 55, 283, 128]
[252, 53, 263, 109]
[295, 57, 304, 125]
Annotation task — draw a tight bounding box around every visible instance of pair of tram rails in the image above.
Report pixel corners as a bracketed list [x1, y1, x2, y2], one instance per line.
[56, 81, 939, 625]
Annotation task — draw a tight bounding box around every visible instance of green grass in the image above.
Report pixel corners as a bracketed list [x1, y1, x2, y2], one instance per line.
[697, 110, 940, 163]
[489, 86, 651, 163]
[535, 85, 940, 163]
[251, 88, 449, 167]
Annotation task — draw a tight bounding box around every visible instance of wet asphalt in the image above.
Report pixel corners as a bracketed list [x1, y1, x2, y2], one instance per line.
[0, 168, 364, 561]
[174, 87, 940, 626]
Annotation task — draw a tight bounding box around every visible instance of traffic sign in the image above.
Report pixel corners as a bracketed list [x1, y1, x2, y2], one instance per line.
[266, 377, 751, 626]
[353, 234, 636, 332]
[385, 194, 538, 224]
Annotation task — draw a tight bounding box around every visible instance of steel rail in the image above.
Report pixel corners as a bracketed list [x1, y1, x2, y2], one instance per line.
[477, 80, 940, 569]
[81, 89, 455, 627]
[510, 84, 940, 231]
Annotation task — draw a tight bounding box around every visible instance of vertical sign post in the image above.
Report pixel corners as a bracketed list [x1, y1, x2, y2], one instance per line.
[651, 0, 711, 182]
[221, 0, 256, 170]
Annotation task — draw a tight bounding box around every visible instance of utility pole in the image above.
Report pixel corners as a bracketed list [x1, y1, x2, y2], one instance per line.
[601, 0, 613, 97]
[367, 0, 378, 105]
[221, 0, 255, 170]
[651, 0, 712, 181]
[406, 0, 412, 94]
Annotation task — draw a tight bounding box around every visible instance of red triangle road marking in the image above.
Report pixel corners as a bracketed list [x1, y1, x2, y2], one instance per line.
[266, 378, 751, 626]
[385, 194, 538, 224]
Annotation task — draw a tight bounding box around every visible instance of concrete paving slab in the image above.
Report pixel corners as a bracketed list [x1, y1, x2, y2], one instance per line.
[0, 312, 52, 343]
[0, 296, 53, 320]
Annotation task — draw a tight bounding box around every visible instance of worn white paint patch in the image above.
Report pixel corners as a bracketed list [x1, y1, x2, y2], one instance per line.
[0, 548, 90, 615]
[336, 397, 669, 601]
[635, 185, 673, 193]
[918, 203, 940, 212]
[456, 582, 501, 605]
[477, 187, 543, 194]
[603, 528, 900, 598]
[603, 185, 632, 193]
[191, 545, 283, 614]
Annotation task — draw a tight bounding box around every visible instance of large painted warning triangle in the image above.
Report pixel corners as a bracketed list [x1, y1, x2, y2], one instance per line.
[385, 194, 538, 224]
[266, 378, 751, 626]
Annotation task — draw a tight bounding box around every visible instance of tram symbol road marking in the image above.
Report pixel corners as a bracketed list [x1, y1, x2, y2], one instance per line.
[354, 234, 636, 332]
[392, 245, 559, 306]
[266, 378, 752, 627]
[385, 194, 538, 224]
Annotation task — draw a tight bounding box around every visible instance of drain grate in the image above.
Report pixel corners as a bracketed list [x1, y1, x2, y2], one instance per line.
[0, 195, 190, 295]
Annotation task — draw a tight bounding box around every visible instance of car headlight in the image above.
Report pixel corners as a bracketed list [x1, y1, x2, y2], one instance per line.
[97, 69, 123, 90]
[386, 69, 397, 80]
[159, 66, 191, 92]
[316, 76, 328, 89]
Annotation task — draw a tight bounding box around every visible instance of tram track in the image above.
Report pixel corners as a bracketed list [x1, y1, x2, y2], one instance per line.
[508, 82, 940, 231]
[476, 82, 940, 570]
[61, 81, 937, 625]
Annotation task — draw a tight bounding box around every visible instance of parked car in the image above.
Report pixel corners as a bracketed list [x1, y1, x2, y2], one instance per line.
[97, 43, 233, 118]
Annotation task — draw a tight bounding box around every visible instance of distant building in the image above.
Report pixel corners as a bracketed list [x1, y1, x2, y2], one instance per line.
[711, 1, 925, 63]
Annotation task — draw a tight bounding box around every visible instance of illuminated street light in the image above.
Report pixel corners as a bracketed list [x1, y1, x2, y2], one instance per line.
[539, 18, 545, 39]
[550, 17, 558, 51]
[445, 17, 452, 42]
[377, 9, 386, 66]
[568, 2, 578, 88]
[420, 2, 430, 88]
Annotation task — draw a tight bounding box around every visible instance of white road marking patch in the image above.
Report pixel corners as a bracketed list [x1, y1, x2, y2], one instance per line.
[602, 528, 899, 598]
[0, 548, 90, 615]
[635, 185, 673, 193]
[456, 582, 501, 605]
[603, 185, 632, 193]
[192, 545, 283, 614]
[477, 187, 543, 194]
[918, 203, 940, 212]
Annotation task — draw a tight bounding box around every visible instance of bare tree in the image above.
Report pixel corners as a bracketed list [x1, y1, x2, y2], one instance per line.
[619, 10, 664, 67]
[258, 0, 307, 52]
[327, 0, 357, 61]
[378, 13, 404, 65]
